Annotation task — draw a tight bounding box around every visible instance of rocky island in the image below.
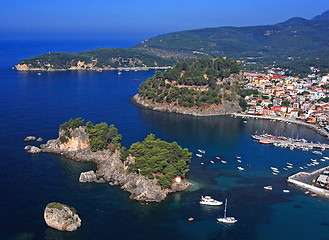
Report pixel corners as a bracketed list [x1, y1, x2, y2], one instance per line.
[132, 58, 244, 116]
[41, 118, 193, 202]
[44, 202, 81, 232]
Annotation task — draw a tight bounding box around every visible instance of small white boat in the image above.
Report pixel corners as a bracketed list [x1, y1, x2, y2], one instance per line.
[37, 72, 41, 75]
[270, 167, 278, 171]
[221, 160, 227, 164]
[310, 159, 317, 162]
[217, 199, 237, 224]
[237, 160, 242, 163]
[283, 190, 290, 193]
[287, 165, 293, 169]
[198, 149, 206, 154]
[237, 166, 245, 171]
[200, 196, 222, 206]
[323, 157, 329, 160]
[283, 168, 288, 170]
[299, 167, 304, 169]
[216, 157, 221, 160]
[321, 159, 326, 162]
[287, 162, 293, 166]
[312, 151, 322, 155]
[236, 156, 241, 159]
[272, 172, 278, 175]
[210, 161, 214, 164]
[196, 154, 202, 157]
[264, 186, 273, 190]
[201, 162, 204, 165]
[118, 71, 122, 75]
[243, 121, 247, 123]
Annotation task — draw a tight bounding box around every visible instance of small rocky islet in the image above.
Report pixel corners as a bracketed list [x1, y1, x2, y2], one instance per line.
[39, 118, 193, 202]
[44, 202, 81, 232]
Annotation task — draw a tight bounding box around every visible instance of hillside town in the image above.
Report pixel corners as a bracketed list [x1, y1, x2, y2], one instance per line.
[242, 69, 329, 132]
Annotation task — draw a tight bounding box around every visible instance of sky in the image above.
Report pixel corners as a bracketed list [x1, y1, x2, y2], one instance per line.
[1, 0, 329, 41]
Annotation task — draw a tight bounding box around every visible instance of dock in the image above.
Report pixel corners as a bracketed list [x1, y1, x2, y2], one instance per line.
[287, 166, 329, 197]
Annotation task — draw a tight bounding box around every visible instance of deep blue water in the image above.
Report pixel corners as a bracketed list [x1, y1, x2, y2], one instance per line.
[1, 40, 329, 240]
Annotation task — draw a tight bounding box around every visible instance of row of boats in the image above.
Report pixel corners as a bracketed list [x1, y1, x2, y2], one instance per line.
[269, 157, 329, 175]
[252, 133, 329, 152]
[199, 196, 237, 223]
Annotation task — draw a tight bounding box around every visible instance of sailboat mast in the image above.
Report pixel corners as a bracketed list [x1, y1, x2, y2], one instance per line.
[224, 199, 227, 218]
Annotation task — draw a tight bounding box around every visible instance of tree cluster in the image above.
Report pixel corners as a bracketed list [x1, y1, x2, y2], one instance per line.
[128, 134, 191, 189]
[86, 121, 122, 152]
[138, 58, 241, 108]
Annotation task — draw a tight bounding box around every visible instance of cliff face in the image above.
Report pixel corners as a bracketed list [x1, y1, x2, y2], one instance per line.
[41, 127, 192, 202]
[132, 94, 241, 116]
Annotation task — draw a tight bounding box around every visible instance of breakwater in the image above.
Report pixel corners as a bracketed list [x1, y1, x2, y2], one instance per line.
[287, 166, 329, 197]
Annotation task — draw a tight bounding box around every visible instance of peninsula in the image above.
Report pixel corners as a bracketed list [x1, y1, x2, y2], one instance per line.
[40, 118, 193, 202]
[132, 58, 244, 116]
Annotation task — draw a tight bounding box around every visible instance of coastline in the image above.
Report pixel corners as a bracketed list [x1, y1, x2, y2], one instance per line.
[14, 64, 171, 72]
[131, 94, 241, 117]
[132, 94, 329, 139]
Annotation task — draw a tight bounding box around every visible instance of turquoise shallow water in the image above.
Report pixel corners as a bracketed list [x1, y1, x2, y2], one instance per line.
[0, 40, 329, 240]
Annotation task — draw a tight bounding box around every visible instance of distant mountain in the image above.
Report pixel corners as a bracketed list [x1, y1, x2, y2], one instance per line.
[312, 10, 329, 21]
[16, 10, 329, 71]
[132, 10, 329, 64]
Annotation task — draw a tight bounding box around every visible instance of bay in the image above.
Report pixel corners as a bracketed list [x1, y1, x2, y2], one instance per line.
[0, 40, 329, 240]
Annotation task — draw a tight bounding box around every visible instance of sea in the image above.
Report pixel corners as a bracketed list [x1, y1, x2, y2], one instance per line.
[1, 39, 329, 240]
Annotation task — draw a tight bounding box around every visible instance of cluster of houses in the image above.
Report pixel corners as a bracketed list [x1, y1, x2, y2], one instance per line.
[243, 71, 329, 130]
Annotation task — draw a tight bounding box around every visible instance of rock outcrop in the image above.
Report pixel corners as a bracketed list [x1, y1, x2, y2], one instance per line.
[131, 94, 241, 116]
[28, 146, 41, 154]
[44, 202, 81, 231]
[41, 127, 193, 202]
[79, 170, 97, 183]
[24, 136, 36, 141]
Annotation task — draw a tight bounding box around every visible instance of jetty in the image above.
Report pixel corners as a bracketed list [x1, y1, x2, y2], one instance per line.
[252, 134, 329, 151]
[287, 166, 329, 197]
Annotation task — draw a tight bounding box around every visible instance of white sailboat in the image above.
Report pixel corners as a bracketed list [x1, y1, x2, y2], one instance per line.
[217, 199, 237, 223]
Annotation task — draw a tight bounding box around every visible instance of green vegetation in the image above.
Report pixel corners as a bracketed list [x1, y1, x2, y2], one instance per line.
[128, 134, 191, 189]
[132, 16, 329, 70]
[86, 121, 122, 152]
[18, 48, 174, 70]
[138, 58, 241, 108]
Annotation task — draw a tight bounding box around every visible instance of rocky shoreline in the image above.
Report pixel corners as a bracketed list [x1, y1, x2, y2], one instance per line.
[131, 94, 241, 116]
[14, 64, 170, 72]
[40, 127, 193, 202]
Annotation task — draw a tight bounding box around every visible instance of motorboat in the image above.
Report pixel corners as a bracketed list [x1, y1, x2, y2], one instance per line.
[198, 149, 206, 154]
[221, 160, 227, 164]
[264, 186, 273, 190]
[270, 167, 278, 171]
[200, 196, 222, 206]
[217, 199, 237, 223]
[283, 189, 290, 193]
[210, 161, 214, 164]
[196, 154, 202, 157]
[237, 167, 245, 171]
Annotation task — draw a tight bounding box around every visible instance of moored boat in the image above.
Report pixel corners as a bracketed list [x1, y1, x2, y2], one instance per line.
[200, 196, 223, 206]
[217, 199, 237, 224]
